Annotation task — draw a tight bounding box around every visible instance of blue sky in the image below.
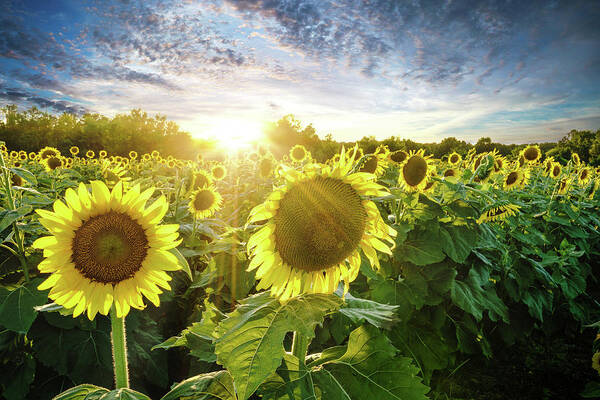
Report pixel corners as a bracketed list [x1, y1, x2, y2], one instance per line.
[1, 0, 599, 143]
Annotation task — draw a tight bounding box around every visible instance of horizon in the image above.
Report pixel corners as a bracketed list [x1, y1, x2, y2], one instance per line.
[1, 0, 599, 145]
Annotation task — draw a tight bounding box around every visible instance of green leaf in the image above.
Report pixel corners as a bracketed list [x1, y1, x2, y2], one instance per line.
[0, 278, 48, 333]
[9, 167, 37, 185]
[439, 224, 477, 263]
[214, 292, 342, 400]
[97, 388, 152, 400]
[337, 290, 399, 329]
[396, 227, 445, 266]
[0, 205, 33, 233]
[170, 247, 192, 280]
[160, 370, 236, 400]
[52, 384, 110, 400]
[313, 325, 430, 400]
[258, 353, 307, 400]
[1, 353, 35, 400]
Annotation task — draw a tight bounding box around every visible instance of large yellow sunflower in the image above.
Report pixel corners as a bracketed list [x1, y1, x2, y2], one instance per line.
[578, 167, 593, 185]
[246, 148, 396, 301]
[503, 170, 524, 191]
[43, 155, 65, 172]
[191, 170, 213, 191]
[188, 186, 222, 219]
[398, 149, 432, 191]
[358, 151, 388, 176]
[39, 146, 61, 160]
[550, 162, 562, 179]
[521, 145, 541, 163]
[33, 181, 181, 320]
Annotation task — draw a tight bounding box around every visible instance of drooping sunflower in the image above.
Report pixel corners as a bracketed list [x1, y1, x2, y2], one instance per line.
[592, 352, 600, 375]
[196, 153, 203, 163]
[43, 156, 65, 172]
[191, 170, 213, 191]
[578, 167, 592, 185]
[290, 144, 308, 163]
[258, 157, 275, 179]
[476, 204, 521, 224]
[503, 170, 524, 191]
[70, 146, 79, 156]
[557, 177, 570, 195]
[39, 146, 61, 160]
[389, 150, 408, 165]
[571, 152, 581, 165]
[398, 149, 432, 192]
[211, 164, 227, 181]
[448, 152, 462, 166]
[246, 148, 396, 301]
[550, 162, 562, 179]
[34, 181, 181, 319]
[443, 168, 459, 182]
[543, 157, 555, 175]
[521, 145, 541, 163]
[101, 160, 130, 188]
[188, 186, 222, 219]
[358, 151, 388, 176]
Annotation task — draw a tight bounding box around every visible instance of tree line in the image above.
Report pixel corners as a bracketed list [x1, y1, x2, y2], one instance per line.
[1, 105, 599, 165]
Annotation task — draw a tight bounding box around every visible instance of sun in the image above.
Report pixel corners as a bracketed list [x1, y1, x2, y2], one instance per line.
[202, 118, 266, 151]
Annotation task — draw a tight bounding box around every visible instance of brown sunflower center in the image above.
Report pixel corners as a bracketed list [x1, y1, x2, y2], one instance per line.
[193, 189, 216, 211]
[552, 165, 560, 176]
[403, 156, 427, 187]
[72, 212, 148, 284]
[274, 177, 367, 272]
[47, 157, 62, 170]
[213, 167, 225, 179]
[193, 173, 210, 189]
[359, 155, 378, 173]
[291, 147, 306, 160]
[450, 154, 459, 163]
[581, 169, 589, 180]
[444, 169, 456, 177]
[524, 147, 538, 161]
[390, 150, 408, 163]
[41, 149, 57, 159]
[506, 172, 519, 185]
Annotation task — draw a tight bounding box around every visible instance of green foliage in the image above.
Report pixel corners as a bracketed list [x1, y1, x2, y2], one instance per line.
[160, 370, 236, 400]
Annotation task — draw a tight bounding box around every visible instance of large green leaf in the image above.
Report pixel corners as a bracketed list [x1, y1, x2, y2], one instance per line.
[214, 292, 342, 400]
[396, 228, 446, 266]
[53, 385, 151, 400]
[161, 370, 236, 400]
[0, 205, 32, 234]
[1, 353, 35, 400]
[337, 291, 399, 329]
[439, 224, 478, 263]
[0, 278, 48, 333]
[312, 325, 429, 400]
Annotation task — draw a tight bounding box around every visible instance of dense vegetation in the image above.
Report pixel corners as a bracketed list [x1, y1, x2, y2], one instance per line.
[0, 106, 599, 400]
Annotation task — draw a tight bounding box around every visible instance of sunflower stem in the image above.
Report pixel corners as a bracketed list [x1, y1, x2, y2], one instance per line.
[110, 307, 130, 389]
[291, 331, 313, 397]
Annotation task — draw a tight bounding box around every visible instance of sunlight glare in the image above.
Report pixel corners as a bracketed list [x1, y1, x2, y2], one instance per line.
[205, 118, 266, 151]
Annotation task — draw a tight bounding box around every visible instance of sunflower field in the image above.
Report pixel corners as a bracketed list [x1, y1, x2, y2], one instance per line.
[0, 141, 599, 400]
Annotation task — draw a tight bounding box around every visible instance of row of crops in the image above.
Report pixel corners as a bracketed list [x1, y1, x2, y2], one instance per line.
[0, 141, 599, 399]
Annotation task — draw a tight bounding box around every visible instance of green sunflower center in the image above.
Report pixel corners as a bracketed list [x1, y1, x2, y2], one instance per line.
[524, 147, 538, 161]
[193, 190, 216, 211]
[359, 155, 378, 173]
[274, 177, 367, 272]
[403, 156, 427, 187]
[72, 212, 148, 284]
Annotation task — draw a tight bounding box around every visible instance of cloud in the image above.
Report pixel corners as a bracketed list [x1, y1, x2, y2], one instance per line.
[0, 84, 89, 114]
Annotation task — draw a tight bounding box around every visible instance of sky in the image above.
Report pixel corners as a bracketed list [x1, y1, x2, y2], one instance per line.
[0, 0, 599, 144]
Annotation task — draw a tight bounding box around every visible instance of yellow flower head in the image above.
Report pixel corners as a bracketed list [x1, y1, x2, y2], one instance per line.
[592, 352, 600, 375]
[578, 167, 592, 185]
[550, 162, 562, 179]
[476, 204, 521, 224]
[521, 145, 541, 163]
[557, 177, 570, 194]
[33, 181, 181, 319]
[43, 155, 65, 172]
[389, 150, 408, 165]
[39, 146, 61, 160]
[211, 164, 227, 181]
[188, 186, 222, 219]
[448, 152, 462, 166]
[28, 152, 37, 160]
[191, 170, 213, 191]
[258, 157, 275, 178]
[443, 168, 459, 182]
[86, 150, 95, 159]
[571, 152, 581, 165]
[246, 147, 396, 301]
[290, 144, 308, 162]
[503, 170, 525, 190]
[99, 150, 107, 158]
[398, 149, 432, 192]
[129, 150, 138, 159]
[70, 146, 79, 156]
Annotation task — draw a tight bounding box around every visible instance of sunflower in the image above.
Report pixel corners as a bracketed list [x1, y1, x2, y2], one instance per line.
[102, 160, 130, 188]
[543, 157, 555, 175]
[28, 152, 37, 160]
[290, 144, 308, 163]
[358, 151, 388, 176]
[398, 149, 432, 192]
[33, 181, 181, 319]
[593, 352, 600, 375]
[211, 164, 227, 181]
[246, 147, 396, 300]
[578, 167, 592, 185]
[189, 186, 222, 219]
[18, 151, 27, 161]
[258, 157, 275, 178]
[476, 204, 521, 224]
[191, 170, 213, 191]
[557, 178, 570, 195]
[151, 150, 160, 159]
[39, 146, 61, 160]
[389, 150, 408, 165]
[196, 153, 203, 163]
[571, 152, 581, 165]
[129, 151, 138, 159]
[443, 168, 459, 182]
[43, 156, 64, 172]
[70, 146, 79, 156]
[521, 145, 541, 163]
[142, 153, 152, 162]
[448, 152, 462, 166]
[11, 172, 23, 187]
[86, 150, 95, 159]
[550, 162, 562, 179]
[503, 170, 524, 190]
[99, 150, 107, 158]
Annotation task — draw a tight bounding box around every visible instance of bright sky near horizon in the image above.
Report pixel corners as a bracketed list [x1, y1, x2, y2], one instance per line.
[0, 0, 599, 144]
